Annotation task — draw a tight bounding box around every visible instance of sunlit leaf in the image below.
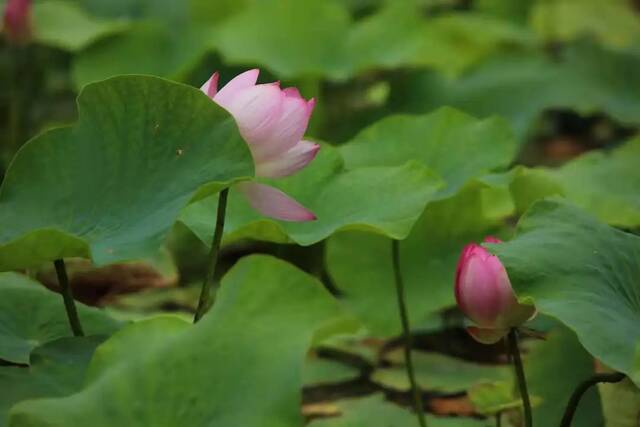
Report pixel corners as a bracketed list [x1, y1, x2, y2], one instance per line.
[340, 107, 517, 199]
[468, 382, 522, 415]
[530, 0, 640, 49]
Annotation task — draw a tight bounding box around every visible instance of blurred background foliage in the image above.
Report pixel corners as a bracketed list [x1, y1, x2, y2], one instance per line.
[1, 0, 640, 426]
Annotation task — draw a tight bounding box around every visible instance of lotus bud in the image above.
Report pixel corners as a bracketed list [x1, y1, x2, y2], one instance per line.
[455, 237, 535, 344]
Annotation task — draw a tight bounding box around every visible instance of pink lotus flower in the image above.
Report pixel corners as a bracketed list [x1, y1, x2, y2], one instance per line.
[3, 0, 31, 45]
[455, 237, 535, 344]
[201, 69, 318, 222]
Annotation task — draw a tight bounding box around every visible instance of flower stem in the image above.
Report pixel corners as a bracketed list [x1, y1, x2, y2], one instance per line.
[194, 188, 229, 323]
[391, 239, 427, 427]
[507, 328, 532, 427]
[559, 372, 625, 427]
[53, 259, 84, 337]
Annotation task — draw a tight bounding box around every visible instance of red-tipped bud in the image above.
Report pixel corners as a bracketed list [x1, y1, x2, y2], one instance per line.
[3, 0, 31, 45]
[454, 237, 535, 344]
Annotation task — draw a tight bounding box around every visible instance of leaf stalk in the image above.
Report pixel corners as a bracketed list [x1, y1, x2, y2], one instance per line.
[53, 259, 84, 336]
[194, 188, 229, 323]
[507, 328, 532, 427]
[391, 239, 427, 427]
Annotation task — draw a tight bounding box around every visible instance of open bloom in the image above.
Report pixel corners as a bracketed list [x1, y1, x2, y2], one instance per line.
[455, 237, 535, 344]
[3, 0, 31, 45]
[201, 69, 318, 221]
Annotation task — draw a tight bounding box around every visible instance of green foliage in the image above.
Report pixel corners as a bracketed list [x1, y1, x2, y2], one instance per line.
[490, 199, 640, 384]
[469, 382, 524, 416]
[392, 43, 640, 137]
[8, 256, 351, 426]
[598, 375, 640, 427]
[4, 0, 640, 423]
[32, 1, 127, 51]
[326, 182, 508, 336]
[217, 0, 351, 79]
[0, 275, 120, 365]
[551, 137, 640, 228]
[526, 326, 603, 427]
[530, 0, 640, 48]
[303, 357, 359, 387]
[180, 145, 442, 246]
[308, 394, 487, 427]
[372, 349, 510, 393]
[0, 336, 106, 427]
[341, 107, 517, 198]
[0, 75, 253, 270]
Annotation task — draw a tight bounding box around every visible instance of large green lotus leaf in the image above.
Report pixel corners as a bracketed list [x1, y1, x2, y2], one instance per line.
[530, 0, 640, 49]
[326, 181, 507, 336]
[179, 145, 443, 246]
[9, 255, 350, 426]
[84, 316, 189, 383]
[527, 326, 603, 427]
[489, 199, 640, 383]
[552, 137, 640, 228]
[391, 42, 640, 138]
[0, 336, 105, 427]
[308, 394, 487, 427]
[372, 349, 510, 394]
[0, 75, 253, 270]
[0, 280, 120, 365]
[340, 107, 517, 199]
[32, 1, 127, 51]
[216, 0, 351, 79]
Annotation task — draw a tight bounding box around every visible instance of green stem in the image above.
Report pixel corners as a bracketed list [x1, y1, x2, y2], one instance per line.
[53, 259, 84, 337]
[559, 372, 625, 427]
[496, 412, 502, 427]
[507, 328, 532, 427]
[194, 188, 229, 323]
[391, 239, 427, 427]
